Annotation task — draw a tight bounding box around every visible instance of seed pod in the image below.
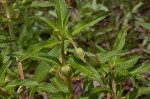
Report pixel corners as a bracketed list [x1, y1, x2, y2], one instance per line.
[76, 48, 85, 61]
[60, 65, 72, 78]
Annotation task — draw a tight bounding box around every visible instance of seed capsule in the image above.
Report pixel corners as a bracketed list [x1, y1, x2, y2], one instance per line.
[76, 48, 85, 61]
[60, 65, 72, 78]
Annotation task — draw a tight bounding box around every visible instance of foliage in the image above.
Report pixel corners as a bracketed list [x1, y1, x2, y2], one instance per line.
[0, 0, 149, 99]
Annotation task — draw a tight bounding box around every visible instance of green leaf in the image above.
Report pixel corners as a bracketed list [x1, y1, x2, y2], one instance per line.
[5, 79, 39, 90]
[29, 61, 51, 97]
[71, 11, 110, 35]
[113, 26, 129, 50]
[115, 68, 129, 76]
[31, 62, 51, 82]
[115, 55, 141, 69]
[38, 83, 58, 93]
[21, 39, 59, 60]
[30, 1, 55, 7]
[81, 87, 112, 97]
[95, 45, 106, 52]
[0, 60, 12, 83]
[67, 56, 104, 86]
[0, 55, 3, 69]
[96, 50, 127, 64]
[29, 53, 61, 67]
[131, 62, 150, 75]
[29, 46, 60, 97]
[55, 0, 67, 27]
[39, 17, 60, 31]
[51, 77, 68, 97]
[1, 47, 10, 63]
[136, 21, 150, 30]
[128, 87, 150, 99]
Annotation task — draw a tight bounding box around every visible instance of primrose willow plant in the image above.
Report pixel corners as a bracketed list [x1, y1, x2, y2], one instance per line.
[0, 0, 149, 99]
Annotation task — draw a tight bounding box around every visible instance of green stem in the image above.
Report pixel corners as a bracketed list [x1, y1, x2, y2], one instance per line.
[61, 34, 73, 98]
[2, 0, 17, 51]
[111, 56, 118, 99]
[2, 0, 27, 98]
[112, 69, 117, 99]
[61, 36, 66, 65]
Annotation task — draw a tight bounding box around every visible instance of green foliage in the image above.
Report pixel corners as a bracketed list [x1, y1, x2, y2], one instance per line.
[71, 11, 110, 35]
[0, 0, 149, 99]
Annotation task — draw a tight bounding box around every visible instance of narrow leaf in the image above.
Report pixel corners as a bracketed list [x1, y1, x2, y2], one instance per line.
[21, 39, 59, 60]
[96, 50, 127, 64]
[30, 1, 55, 7]
[115, 55, 141, 69]
[29, 61, 51, 97]
[131, 62, 150, 75]
[128, 87, 150, 99]
[29, 46, 60, 97]
[31, 62, 51, 82]
[38, 83, 58, 93]
[136, 21, 150, 30]
[0, 60, 12, 83]
[5, 79, 39, 90]
[68, 56, 104, 85]
[113, 26, 129, 50]
[55, 0, 67, 27]
[71, 11, 110, 35]
[51, 77, 68, 97]
[81, 87, 112, 97]
[39, 17, 60, 31]
[30, 53, 61, 67]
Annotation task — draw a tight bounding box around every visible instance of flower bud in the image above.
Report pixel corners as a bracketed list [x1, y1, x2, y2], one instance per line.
[60, 65, 72, 78]
[76, 48, 85, 61]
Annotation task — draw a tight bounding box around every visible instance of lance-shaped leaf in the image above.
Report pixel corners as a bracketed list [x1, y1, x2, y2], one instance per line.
[55, 0, 67, 27]
[39, 17, 60, 31]
[38, 83, 58, 93]
[5, 79, 39, 90]
[29, 53, 61, 67]
[127, 87, 150, 99]
[29, 46, 61, 97]
[71, 11, 110, 35]
[115, 55, 141, 69]
[21, 39, 59, 60]
[113, 26, 129, 50]
[31, 62, 51, 82]
[96, 50, 127, 64]
[68, 56, 104, 86]
[51, 77, 68, 97]
[136, 21, 150, 30]
[29, 61, 52, 97]
[0, 60, 12, 83]
[131, 62, 150, 75]
[81, 87, 112, 97]
[30, 1, 55, 7]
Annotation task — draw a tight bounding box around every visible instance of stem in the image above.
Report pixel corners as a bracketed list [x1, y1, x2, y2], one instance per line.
[61, 34, 73, 98]
[61, 36, 66, 65]
[2, 0, 17, 51]
[2, 0, 28, 98]
[111, 56, 118, 99]
[112, 69, 117, 99]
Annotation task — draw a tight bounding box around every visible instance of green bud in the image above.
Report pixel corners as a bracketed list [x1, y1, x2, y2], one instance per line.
[60, 65, 72, 78]
[76, 48, 85, 61]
